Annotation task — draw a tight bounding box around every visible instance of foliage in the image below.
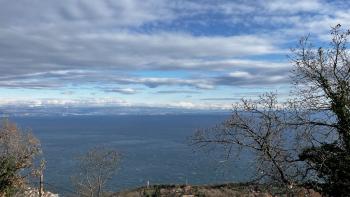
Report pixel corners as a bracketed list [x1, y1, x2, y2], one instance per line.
[0, 118, 42, 196]
[0, 157, 17, 196]
[0, 119, 41, 195]
[290, 24, 350, 196]
[299, 144, 350, 195]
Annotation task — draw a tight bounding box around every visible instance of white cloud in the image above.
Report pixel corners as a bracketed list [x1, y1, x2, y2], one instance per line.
[112, 77, 215, 89]
[0, 98, 130, 107]
[229, 71, 253, 78]
[106, 88, 138, 94]
[167, 101, 232, 110]
[265, 0, 323, 13]
[0, 97, 234, 111]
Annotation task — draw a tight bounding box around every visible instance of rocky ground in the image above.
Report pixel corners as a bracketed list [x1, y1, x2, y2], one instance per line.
[21, 188, 59, 197]
[112, 183, 322, 197]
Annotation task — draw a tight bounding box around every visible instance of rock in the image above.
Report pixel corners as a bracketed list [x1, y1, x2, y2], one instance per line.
[21, 188, 59, 197]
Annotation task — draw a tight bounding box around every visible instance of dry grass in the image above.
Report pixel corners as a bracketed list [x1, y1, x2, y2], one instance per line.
[112, 183, 322, 197]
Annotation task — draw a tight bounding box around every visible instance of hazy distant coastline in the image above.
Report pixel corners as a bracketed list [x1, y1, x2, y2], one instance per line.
[0, 105, 230, 117]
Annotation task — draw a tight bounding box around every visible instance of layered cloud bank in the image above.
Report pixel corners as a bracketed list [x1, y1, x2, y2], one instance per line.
[0, 0, 349, 110]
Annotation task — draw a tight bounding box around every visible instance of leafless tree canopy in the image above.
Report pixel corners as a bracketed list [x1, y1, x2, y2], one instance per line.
[290, 24, 350, 148]
[72, 147, 120, 197]
[192, 25, 350, 196]
[192, 93, 304, 188]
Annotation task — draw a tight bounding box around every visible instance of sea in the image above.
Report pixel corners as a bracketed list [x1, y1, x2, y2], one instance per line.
[12, 114, 254, 195]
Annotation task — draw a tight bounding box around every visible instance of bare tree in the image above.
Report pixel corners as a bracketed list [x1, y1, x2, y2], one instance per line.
[72, 147, 120, 197]
[289, 24, 350, 196]
[193, 24, 350, 196]
[0, 118, 42, 196]
[192, 93, 304, 191]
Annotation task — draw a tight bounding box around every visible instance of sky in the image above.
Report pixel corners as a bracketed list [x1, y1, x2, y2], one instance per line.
[0, 0, 350, 111]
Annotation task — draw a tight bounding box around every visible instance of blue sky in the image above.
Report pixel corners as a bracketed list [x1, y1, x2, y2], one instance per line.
[0, 0, 350, 110]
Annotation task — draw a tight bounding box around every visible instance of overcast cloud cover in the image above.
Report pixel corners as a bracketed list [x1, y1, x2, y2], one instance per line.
[0, 0, 350, 111]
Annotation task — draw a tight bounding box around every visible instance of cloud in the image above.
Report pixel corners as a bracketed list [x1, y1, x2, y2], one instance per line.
[1, 0, 350, 108]
[0, 62, 290, 90]
[112, 77, 215, 89]
[105, 88, 138, 95]
[228, 71, 253, 78]
[264, 0, 323, 13]
[0, 29, 282, 78]
[156, 90, 201, 94]
[200, 98, 237, 101]
[0, 81, 62, 89]
[214, 71, 290, 87]
[0, 0, 173, 27]
[61, 91, 75, 95]
[166, 101, 231, 110]
[0, 98, 130, 107]
[0, 1, 291, 82]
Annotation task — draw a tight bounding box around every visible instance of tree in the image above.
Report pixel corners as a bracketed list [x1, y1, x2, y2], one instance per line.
[72, 147, 120, 197]
[192, 93, 304, 192]
[290, 24, 350, 196]
[192, 24, 350, 196]
[0, 118, 42, 196]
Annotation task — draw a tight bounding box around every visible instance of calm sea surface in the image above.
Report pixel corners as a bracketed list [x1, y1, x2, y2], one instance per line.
[13, 115, 253, 194]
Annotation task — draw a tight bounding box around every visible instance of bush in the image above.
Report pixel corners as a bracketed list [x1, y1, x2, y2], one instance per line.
[0, 119, 41, 196]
